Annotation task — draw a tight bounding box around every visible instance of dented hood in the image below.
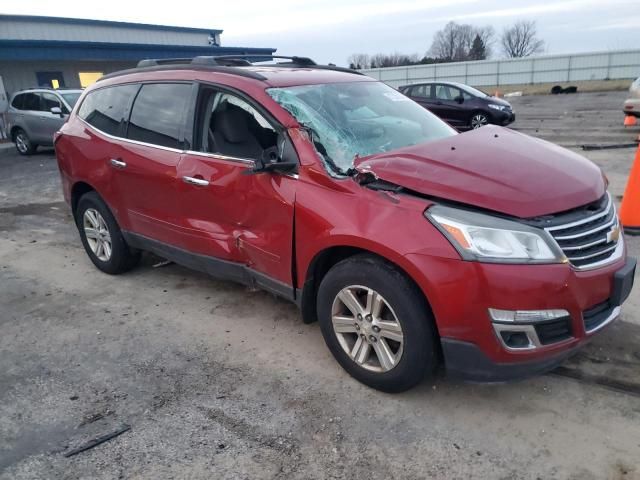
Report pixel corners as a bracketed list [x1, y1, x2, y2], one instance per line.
[354, 126, 605, 218]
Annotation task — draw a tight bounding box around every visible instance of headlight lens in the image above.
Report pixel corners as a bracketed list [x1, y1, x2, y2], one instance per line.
[426, 205, 567, 263]
[487, 103, 506, 111]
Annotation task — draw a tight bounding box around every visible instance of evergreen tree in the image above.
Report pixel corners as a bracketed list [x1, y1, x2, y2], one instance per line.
[469, 34, 487, 61]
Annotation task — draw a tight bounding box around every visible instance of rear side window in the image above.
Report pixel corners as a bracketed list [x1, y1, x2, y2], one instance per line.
[22, 93, 42, 111]
[127, 83, 191, 149]
[11, 94, 24, 110]
[78, 84, 138, 136]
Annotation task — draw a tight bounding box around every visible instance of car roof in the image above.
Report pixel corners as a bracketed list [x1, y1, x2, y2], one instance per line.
[403, 81, 469, 89]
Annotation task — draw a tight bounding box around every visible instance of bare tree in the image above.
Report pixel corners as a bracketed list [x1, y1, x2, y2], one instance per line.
[347, 53, 371, 70]
[501, 21, 545, 58]
[429, 22, 495, 62]
[369, 52, 420, 68]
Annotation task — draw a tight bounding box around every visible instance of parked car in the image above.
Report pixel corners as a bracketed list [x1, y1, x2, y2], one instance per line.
[623, 77, 640, 118]
[6, 87, 83, 155]
[55, 55, 635, 393]
[399, 81, 515, 130]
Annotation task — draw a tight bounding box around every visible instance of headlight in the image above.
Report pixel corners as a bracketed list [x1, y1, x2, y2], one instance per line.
[426, 205, 567, 264]
[487, 104, 506, 111]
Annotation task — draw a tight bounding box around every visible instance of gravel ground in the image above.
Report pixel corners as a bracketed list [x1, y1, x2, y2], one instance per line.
[1, 90, 640, 480]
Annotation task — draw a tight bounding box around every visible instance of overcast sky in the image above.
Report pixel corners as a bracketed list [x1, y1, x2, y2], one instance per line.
[3, 0, 639, 65]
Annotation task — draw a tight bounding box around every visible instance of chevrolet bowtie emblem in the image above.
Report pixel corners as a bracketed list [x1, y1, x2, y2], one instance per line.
[607, 225, 621, 243]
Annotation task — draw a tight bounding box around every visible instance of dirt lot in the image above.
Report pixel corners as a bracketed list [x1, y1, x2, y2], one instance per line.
[1, 90, 639, 480]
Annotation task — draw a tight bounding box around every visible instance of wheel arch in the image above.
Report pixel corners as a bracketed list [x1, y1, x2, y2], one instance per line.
[70, 181, 97, 215]
[299, 242, 438, 338]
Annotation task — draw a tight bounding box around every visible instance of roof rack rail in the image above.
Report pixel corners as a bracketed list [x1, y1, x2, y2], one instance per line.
[114, 55, 363, 82]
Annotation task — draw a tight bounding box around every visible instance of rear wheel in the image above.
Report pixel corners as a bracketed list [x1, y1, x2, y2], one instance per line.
[75, 191, 140, 274]
[470, 112, 489, 129]
[317, 254, 438, 392]
[14, 128, 37, 155]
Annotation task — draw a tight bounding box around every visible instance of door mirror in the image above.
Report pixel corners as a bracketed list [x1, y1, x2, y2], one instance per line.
[454, 95, 464, 104]
[50, 106, 63, 116]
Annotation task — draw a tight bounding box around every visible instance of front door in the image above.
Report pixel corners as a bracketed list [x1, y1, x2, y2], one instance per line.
[176, 86, 295, 287]
[38, 92, 66, 145]
[432, 84, 466, 127]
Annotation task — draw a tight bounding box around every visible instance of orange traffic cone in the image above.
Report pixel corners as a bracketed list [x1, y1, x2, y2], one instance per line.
[494, 89, 501, 98]
[619, 144, 640, 235]
[624, 115, 637, 127]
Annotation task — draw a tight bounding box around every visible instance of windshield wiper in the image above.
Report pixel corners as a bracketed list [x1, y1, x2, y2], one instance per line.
[299, 124, 350, 177]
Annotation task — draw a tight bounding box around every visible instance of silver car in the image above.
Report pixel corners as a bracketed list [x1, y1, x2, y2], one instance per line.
[6, 88, 82, 155]
[623, 77, 640, 118]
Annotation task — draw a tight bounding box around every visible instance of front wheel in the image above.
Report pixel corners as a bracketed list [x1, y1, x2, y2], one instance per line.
[14, 128, 37, 155]
[317, 254, 439, 393]
[470, 112, 489, 129]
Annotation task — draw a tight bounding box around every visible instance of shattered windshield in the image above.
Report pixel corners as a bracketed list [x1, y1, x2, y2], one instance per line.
[267, 81, 456, 176]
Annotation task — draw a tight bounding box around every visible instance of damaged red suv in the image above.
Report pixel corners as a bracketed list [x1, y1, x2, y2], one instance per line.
[55, 55, 636, 392]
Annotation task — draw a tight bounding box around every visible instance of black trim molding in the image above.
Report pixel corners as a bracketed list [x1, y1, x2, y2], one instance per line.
[122, 231, 296, 302]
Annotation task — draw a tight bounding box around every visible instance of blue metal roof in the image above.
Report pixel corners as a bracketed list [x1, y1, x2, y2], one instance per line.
[0, 14, 223, 34]
[0, 40, 276, 61]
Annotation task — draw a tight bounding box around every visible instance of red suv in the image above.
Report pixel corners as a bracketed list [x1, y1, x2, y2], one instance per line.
[55, 55, 636, 392]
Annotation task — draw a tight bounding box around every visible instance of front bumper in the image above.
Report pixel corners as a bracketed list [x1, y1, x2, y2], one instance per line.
[623, 98, 640, 118]
[406, 251, 636, 382]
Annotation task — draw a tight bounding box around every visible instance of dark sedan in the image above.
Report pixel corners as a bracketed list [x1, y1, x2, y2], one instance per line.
[399, 81, 515, 130]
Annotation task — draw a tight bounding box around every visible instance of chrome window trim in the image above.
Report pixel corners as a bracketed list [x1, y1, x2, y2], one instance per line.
[79, 117, 184, 153]
[183, 150, 255, 165]
[79, 118, 273, 167]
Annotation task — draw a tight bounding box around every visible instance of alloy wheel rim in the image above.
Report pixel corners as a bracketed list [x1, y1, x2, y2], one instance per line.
[471, 115, 488, 129]
[83, 208, 112, 262]
[331, 285, 404, 372]
[16, 134, 28, 153]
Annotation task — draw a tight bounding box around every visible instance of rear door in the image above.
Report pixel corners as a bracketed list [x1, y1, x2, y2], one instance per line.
[19, 92, 46, 143]
[113, 82, 193, 246]
[176, 84, 296, 288]
[407, 84, 434, 111]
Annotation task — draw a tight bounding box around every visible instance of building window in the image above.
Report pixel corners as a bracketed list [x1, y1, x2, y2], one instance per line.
[78, 72, 104, 88]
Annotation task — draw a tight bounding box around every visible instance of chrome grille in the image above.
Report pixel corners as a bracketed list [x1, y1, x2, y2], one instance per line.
[544, 193, 621, 269]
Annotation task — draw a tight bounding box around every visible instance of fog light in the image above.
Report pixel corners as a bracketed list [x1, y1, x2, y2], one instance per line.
[489, 308, 570, 323]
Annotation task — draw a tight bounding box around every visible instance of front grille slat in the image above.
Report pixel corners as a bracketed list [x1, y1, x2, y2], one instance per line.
[543, 193, 620, 269]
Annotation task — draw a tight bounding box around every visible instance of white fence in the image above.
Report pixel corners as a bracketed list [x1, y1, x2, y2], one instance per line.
[361, 49, 640, 89]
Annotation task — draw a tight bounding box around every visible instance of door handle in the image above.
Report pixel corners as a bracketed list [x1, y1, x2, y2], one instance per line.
[183, 176, 209, 187]
[109, 158, 127, 169]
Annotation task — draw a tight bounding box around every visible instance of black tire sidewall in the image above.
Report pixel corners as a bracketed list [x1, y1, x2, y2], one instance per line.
[75, 192, 139, 274]
[15, 128, 35, 156]
[317, 255, 438, 393]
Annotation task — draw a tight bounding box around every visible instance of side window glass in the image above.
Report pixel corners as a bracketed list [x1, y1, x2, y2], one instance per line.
[413, 85, 426, 98]
[11, 94, 24, 110]
[78, 84, 138, 136]
[41, 93, 61, 112]
[461, 90, 473, 100]
[199, 90, 277, 160]
[435, 85, 453, 101]
[127, 83, 191, 149]
[22, 93, 41, 111]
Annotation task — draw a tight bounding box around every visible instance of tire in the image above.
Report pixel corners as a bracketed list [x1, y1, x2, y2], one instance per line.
[470, 112, 489, 129]
[14, 128, 37, 155]
[317, 254, 438, 393]
[75, 191, 140, 274]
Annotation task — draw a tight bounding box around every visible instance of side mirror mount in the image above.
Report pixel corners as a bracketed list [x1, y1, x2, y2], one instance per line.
[50, 106, 63, 117]
[247, 132, 299, 175]
[454, 96, 464, 104]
